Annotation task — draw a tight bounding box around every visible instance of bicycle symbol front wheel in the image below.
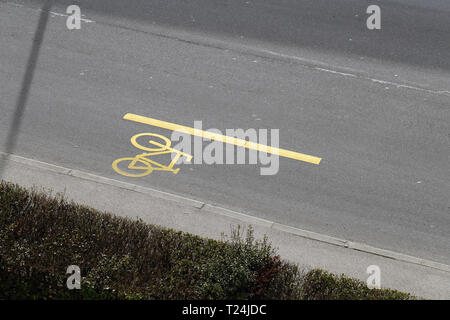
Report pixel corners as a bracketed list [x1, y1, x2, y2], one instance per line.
[131, 133, 171, 152]
[112, 157, 153, 177]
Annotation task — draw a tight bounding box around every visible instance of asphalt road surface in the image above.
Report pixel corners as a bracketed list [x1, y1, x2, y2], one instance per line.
[1, 0, 449, 266]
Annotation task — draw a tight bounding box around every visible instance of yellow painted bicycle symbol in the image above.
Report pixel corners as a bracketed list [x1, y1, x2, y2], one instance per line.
[112, 133, 192, 177]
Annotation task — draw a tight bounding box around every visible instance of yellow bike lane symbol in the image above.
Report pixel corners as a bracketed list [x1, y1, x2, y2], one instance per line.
[112, 133, 192, 177]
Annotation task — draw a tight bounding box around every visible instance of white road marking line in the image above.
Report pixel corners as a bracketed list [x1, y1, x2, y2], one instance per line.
[5, 1, 95, 23]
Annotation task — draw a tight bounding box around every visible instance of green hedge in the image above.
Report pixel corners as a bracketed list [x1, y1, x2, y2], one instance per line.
[0, 181, 415, 300]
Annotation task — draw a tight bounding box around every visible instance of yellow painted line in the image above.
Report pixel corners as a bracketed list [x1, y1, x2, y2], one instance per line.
[123, 113, 322, 165]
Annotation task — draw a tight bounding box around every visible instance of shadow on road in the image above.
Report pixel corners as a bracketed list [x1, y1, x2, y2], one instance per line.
[0, 0, 53, 178]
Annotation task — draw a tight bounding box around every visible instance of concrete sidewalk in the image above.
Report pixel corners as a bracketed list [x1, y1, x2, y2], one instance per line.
[1, 152, 449, 299]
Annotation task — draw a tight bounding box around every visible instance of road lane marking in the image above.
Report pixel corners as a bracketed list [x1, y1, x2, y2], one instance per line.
[6, 2, 95, 23]
[123, 113, 322, 165]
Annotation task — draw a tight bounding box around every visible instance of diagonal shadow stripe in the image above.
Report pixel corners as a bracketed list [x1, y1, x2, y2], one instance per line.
[0, 0, 53, 178]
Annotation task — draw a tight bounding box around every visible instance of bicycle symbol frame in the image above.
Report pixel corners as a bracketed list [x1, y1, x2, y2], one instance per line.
[112, 133, 192, 177]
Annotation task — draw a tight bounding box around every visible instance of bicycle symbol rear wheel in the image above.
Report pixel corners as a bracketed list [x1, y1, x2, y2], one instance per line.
[112, 157, 153, 177]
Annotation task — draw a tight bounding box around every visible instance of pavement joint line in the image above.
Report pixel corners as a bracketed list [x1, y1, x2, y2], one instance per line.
[1, 151, 450, 274]
[203, 204, 275, 229]
[7, 0, 449, 97]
